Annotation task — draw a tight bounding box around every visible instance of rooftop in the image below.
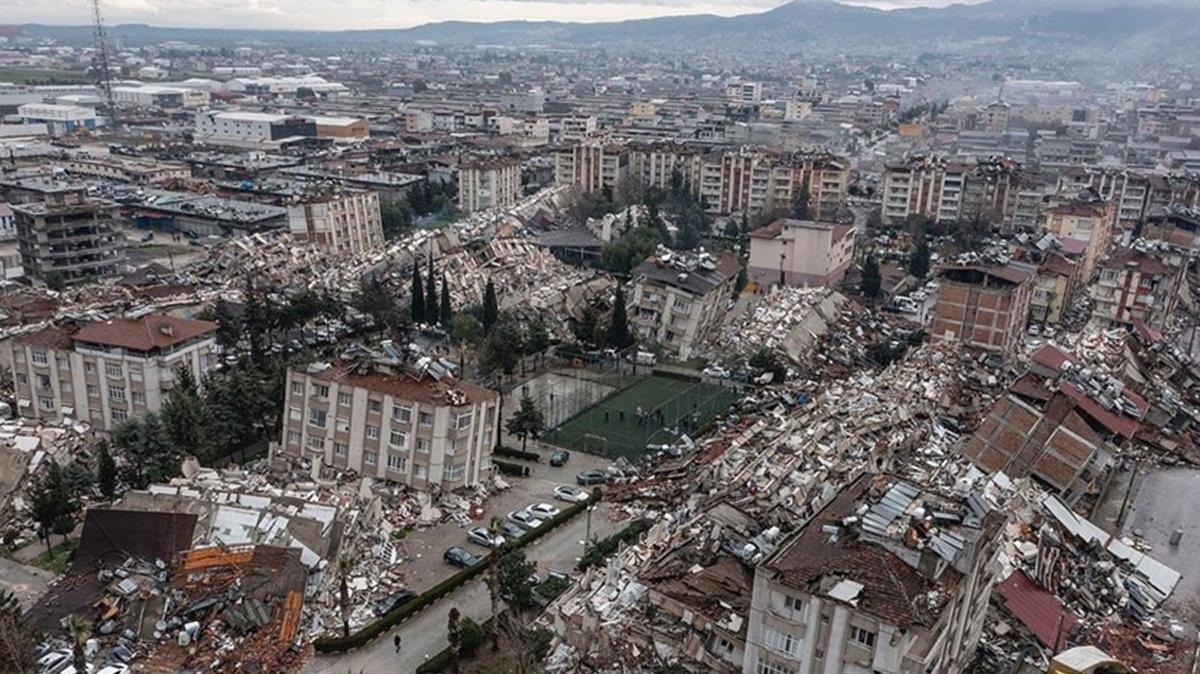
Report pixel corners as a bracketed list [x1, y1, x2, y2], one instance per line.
[72, 315, 218, 351]
[302, 361, 498, 408]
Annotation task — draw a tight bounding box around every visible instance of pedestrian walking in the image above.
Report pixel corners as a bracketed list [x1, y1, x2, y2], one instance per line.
[394, 634, 401, 653]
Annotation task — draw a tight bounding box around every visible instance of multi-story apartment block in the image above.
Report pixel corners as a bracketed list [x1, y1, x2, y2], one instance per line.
[458, 158, 522, 213]
[629, 250, 739, 360]
[286, 189, 383, 255]
[1090, 246, 1184, 330]
[1039, 192, 1115, 284]
[557, 115, 598, 142]
[743, 475, 1001, 674]
[882, 155, 1029, 227]
[747, 219, 855, 288]
[11, 184, 125, 285]
[932, 260, 1037, 355]
[0, 201, 14, 241]
[553, 141, 628, 194]
[279, 358, 499, 491]
[1057, 167, 1200, 231]
[8, 315, 217, 432]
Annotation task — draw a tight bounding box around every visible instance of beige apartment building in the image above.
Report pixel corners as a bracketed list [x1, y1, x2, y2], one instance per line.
[629, 250, 740, 360]
[279, 360, 500, 491]
[8, 314, 218, 431]
[743, 476, 1001, 674]
[747, 219, 855, 288]
[286, 189, 384, 255]
[458, 158, 522, 213]
[1089, 246, 1184, 330]
[1039, 194, 1115, 283]
[554, 141, 628, 194]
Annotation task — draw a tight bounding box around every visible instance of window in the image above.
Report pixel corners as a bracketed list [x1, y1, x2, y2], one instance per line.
[445, 463, 465, 481]
[105, 362, 122, 377]
[414, 465, 427, 479]
[308, 408, 327, 428]
[109, 385, 126, 402]
[111, 409, 127, 424]
[132, 391, 146, 405]
[781, 594, 803, 617]
[291, 381, 305, 396]
[455, 412, 473, 430]
[764, 627, 799, 658]
[16, 374, 27, 385]
[84, 361, 95, 373]
[306, 435, 324, 450]
[418, 412, 433, 427]
[334, 442, 348, 457]
[338, 392, 352, 406]
[368, 399, 383, 413]
[387, 454, 407, 472]
[32, 351, 48, 366]
[755, 658, 796, 674]
[38, 396, 54, 411]
[416, 438, 431, 453]
[36, 374, 50, 389]
[849, 625, 876, 648]
[129, 369, 142, 383]
[390, 431, 408, 447]
[287, 431, 301, 445]
[392, 404, 413, 424]
[313, 384, 330, 398]
[363, 450, 378, 465]
[366, 425, 380, 440]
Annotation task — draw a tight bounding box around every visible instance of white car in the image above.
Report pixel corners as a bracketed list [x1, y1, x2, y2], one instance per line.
[507, 509, 544, 530]
[527, 503, 561, 520]
[466, 526, 506, 548]
[554, 485, 589, 503]
[702, 365, 731, 379]
[39, 650, 73, 674]
[97, 666, 130, 674]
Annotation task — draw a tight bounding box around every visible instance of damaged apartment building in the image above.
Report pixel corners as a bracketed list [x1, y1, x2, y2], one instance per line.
[2, 178, 126, 285]
[7, 313, 218, 432]
[277, 343, 500, 491]
[629, 246, 740, 360]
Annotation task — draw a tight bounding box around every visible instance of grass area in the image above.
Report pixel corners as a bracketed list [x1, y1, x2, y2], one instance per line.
[543, 375, 739, 459]
[0, 67, 91, 84]
[33, 538, 79, 575]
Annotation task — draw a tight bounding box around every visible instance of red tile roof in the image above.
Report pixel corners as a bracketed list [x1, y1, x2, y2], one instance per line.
[306, 362, 498, 407]
[997, 570, 1077, 648]
[72, 315, 217, 351]
[1059, 381, 1140, 439]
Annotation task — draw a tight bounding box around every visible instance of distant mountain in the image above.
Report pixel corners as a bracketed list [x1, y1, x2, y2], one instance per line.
[13, 0, 1200, 56]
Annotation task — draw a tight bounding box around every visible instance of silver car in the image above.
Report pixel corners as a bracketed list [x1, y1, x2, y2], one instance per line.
[467, 526, 506, 548]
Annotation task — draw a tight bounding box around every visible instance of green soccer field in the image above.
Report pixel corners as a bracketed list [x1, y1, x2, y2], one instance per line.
[542, 375, 740, 459]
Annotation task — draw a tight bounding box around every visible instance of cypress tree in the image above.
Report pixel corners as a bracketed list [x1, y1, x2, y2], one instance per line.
[440, 273, 452, 328]
[425, 257, 438, 324]
[605, 286, 634, 349]
[411, 264, 425, 324]
[482, 279, 499, 333]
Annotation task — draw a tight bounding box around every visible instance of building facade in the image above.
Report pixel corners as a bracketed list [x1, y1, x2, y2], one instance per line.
[747, 219, 855, 288]
[286, 189, 384, 255]
[8, 315, 217, 432]
[12, 185, 125, 285]
[932, 261, 1037, 355]
[1089, 246, 1184, 330]
[279, 360, 500, 491]
[629, 250, 739, 360]
[458, 158, 522, 213]
[554, 141, 628, 194]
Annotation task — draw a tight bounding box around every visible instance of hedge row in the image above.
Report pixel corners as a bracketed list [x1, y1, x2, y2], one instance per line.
[493, 459, 531, 477]
[494, 445, 540, 462]
[577, 518, 651, 571]
[414, 617, 493, 674]
[313, 492, 598, 653]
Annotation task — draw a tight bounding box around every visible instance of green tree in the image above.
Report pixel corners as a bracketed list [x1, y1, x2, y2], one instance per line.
[425, 258, 439, 325]
[67, 616, 90, 674]
[451, 314, 482, 372]
[572, 302, 604, 349]
[354, 276, 407, 338]
[605, 286, 634, 350]
[242, 275, 273, 364]
[44, 272, 66, 292]
[861, 253, 882, 298]
[480, 317, 524, 376]
[97, 441, 118, 501]
[113, 413, 180, 489]
[505, 394, 545, 451]
[380, 199, 413, 239]
[447, 607, 463, 674]
[162, 364, 212, 461]
[792, 179, 811, 220]
[410, 264, 425, 324]
[439, 273, 452, 328]
[600, 223, 659, 274]
[524, 318, 551, 355]
[27, 460, 78, 554]
[212, 297, 243, 352]
[909, 235, 931, 279]
[496, 549, 538, 612]
[0, 588, 40, 674]
[481, 279, 499, 334]
[749, 347, 787, 384]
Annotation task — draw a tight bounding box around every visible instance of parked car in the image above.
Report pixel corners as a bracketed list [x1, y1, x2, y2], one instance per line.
[500, 520, 526, 540]
[507, 509, 544, 530]
[467, 526, 506, 548]
[702, 365, 731, 379]
[444, 546, 482, 568]
[527, 503, 561, 520]
[554, 485, 589, 503]
[373, 590, 418, 617]
[96, 666, 131, 674]
[38, 650, 72, 674]
[627, 350, 657, 366]
[576, 470, 608, 485]
[549, 450, 570, 467]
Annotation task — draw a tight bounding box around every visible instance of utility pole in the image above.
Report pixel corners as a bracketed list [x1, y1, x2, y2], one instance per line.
[91, 0, 119, 130]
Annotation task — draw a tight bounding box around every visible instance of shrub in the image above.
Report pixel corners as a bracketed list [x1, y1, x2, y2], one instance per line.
[494, 446, 540, 462]
[460, 617, 485, 655]
[577, 518, 651, 571]
[493, 459, 531, 477]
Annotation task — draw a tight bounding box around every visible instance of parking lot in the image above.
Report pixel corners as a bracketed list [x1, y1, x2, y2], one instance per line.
[391, 450, 613, 593]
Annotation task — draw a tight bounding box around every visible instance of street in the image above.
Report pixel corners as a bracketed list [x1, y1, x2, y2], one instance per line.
[0, 556, 54, 610]
[301, 500, 618, 674]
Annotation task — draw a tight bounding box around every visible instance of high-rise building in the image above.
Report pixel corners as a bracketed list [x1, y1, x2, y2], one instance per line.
[458, 158, 522, 213]
[286, 189, 384, 255]
[11, 184, 124, 285]
[932, 260, 1037, 355]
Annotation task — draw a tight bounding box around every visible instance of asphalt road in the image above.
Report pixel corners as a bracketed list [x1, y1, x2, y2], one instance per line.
[0, 556, 54, 610]
[302, 501, 617, 674]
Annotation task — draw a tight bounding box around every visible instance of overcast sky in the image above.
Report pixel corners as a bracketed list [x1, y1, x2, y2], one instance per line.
[7, 0, 985, 31]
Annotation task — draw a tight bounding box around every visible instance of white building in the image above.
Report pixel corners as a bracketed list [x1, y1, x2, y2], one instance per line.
[113, 84, 209, 109]
[17, 103, 98, 136]
[287, 190, 384, 255]
[458, 158, 522, 213]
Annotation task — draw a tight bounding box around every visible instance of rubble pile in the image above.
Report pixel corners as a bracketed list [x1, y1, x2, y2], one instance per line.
[0, 418, 101, 546]
[705, 286, 843, 363]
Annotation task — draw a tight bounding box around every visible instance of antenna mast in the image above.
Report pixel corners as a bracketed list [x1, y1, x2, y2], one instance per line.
[91, 0, 119, 129]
